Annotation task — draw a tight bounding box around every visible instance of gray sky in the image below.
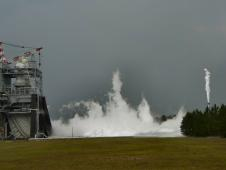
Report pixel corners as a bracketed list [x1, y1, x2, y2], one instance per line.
[1, 0, 226, 115]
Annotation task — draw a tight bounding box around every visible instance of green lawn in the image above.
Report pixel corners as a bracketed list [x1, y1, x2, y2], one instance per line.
[0, 137, 226, 170]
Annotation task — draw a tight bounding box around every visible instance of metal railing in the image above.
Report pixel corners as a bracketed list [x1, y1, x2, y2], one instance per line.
[4, 87, 39, 96]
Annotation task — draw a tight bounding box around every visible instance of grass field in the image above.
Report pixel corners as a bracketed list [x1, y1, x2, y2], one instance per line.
[0, 137, 226, 170]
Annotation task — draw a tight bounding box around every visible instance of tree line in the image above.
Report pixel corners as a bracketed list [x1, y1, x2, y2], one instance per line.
[181, 104, 226, 137]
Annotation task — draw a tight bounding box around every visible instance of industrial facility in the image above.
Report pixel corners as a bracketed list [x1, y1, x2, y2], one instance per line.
[0, 42, 51, 139]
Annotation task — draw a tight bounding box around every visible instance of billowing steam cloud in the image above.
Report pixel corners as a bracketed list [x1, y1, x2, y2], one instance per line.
[204, 68, 211, 106]
[52, 70, 185, 137]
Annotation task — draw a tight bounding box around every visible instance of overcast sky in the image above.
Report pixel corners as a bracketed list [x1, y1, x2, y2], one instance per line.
[1, 0, 226, 115]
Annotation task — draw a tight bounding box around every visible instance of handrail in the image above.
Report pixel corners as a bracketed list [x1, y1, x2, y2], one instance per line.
[4, 87, 39, 96]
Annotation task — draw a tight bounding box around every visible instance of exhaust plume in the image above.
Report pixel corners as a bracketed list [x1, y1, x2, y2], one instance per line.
[52, 70, 185, 137]
[204, 68, 211, 106]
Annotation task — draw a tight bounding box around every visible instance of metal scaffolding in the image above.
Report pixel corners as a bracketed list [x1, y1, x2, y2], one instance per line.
[0, 42, 51, 139]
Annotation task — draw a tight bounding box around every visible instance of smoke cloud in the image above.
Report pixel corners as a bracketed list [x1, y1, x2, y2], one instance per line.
[52, 70, 185, 137]
[204, 68, 211, 105]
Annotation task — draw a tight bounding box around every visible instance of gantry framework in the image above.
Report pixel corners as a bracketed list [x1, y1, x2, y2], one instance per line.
[0, 42, 51, 139]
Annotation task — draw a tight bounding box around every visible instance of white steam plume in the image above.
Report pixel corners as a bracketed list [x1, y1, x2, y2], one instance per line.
[52, 70, 185, 137]
[204, 68, 211, 105]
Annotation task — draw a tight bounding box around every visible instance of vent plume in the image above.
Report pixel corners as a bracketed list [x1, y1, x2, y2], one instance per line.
[204, 68, 211, 108]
